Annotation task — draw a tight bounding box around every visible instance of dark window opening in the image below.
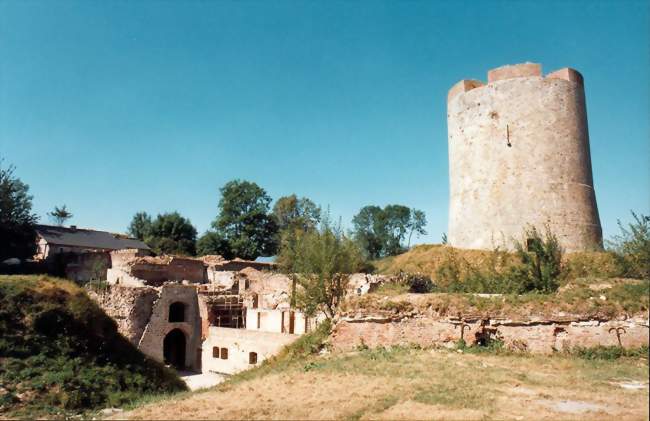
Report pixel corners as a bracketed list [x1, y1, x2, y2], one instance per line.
[220, 347, 228, 360]
[249, 352, 258, 364]
[212, 346, 219, 358]
[526, 238, 541, 251]
[169, 302, 186, 323]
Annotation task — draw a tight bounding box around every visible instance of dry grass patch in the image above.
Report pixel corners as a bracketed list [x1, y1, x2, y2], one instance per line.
[117, 347, 648, 420]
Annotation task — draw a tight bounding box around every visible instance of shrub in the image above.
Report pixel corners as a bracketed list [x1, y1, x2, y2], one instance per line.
[405, 273, 434, 293]
[607, 211, 650, 279]
[435, 226, 562, 294]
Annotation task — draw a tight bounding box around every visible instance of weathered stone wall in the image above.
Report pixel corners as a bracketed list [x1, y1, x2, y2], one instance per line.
[330, 313, 649, 354]
[447, 63, 602, 252]
[138, 284, 203, 369]
[87, 284, 158, 344]
[64, 251, 111, 283]
[130, 257, 206, 285]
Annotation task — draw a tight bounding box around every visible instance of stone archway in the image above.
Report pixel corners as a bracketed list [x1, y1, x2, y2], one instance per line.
[163, 328, 186, 369]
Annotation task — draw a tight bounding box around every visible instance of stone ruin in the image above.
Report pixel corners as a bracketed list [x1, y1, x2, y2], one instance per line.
[91, 249, 395, 376]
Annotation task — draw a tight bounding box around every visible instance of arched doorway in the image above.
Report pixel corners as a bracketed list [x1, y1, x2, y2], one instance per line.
[163, 329, 186, 369]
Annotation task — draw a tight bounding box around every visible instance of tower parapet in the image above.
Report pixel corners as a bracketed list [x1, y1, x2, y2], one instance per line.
[446, 63, 602, 252]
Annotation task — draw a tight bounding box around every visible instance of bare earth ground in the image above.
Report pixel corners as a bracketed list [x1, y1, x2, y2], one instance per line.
[114, 348, 649, 420]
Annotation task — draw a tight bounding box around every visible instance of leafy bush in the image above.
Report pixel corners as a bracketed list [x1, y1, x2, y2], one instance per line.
[607, 211, 650, 279]
[435, 227, 562, 294]
[405, 273, 434, 293]
[279, 217, 365, 318]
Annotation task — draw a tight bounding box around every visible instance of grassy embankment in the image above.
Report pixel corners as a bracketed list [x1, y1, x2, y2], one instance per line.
[0, 275, 186, 418]
[358, 244, 649, 318]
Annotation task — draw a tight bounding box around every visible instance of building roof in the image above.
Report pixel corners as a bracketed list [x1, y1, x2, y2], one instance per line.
[35, 225, 150, 251]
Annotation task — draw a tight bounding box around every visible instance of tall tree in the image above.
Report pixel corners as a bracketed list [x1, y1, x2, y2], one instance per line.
[211, 180, 278, 260]
[351, 205, 385, 259]
[273, 194, 321, 233]
[352, 205, 428, 258]
[0, 160, 37, 261]
[145, 212, 197, 256]
[382, 204, 412, 256]
[196, 231, 233, 259]
[48, 205, 73, 226]
[127, 212, 152, 240]
[407, 209, 428, 247]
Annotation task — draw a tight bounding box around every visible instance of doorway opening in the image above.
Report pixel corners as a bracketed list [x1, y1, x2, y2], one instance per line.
[163, 328, 186, 369]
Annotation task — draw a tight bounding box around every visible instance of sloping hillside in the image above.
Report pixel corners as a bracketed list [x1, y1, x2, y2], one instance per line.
[0, 275, 186, 418]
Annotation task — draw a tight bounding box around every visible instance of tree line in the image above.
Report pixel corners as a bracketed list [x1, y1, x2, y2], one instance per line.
[126, 179, 428, 260]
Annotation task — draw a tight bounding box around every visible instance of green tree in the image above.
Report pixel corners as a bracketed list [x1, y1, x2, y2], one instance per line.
[0, 160, 37, 261]
[407, 209, 428, 247]
[279, 218, 365, 318]
[382, 204, 412, 255]
[145, 212, 197, 256]
[273, 194, 321, 233]
[351, 205, 384, 259]
[127, 211, 152, 240]
[196, 231, 233, 258]
[48, 205, 73, 226]
[211, 180, 278, 260]
[607, 211, 650, 279]
[352, 205, 427, 258]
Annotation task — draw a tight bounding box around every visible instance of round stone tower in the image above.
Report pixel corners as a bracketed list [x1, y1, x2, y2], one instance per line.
[446, 62, 602, 252]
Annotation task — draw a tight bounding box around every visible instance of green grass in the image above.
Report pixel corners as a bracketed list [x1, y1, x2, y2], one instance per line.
[0, 275, 186, 418]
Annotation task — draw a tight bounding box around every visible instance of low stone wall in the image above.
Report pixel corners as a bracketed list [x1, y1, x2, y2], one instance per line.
[330, 313, 649, 354]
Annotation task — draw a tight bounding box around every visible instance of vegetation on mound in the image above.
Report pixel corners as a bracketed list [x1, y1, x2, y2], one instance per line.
[342, 280, 649, 319]
[0, 275, 186, 417]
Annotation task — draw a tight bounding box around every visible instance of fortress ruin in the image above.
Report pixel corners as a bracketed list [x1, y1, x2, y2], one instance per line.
[446, 62, 603, 252]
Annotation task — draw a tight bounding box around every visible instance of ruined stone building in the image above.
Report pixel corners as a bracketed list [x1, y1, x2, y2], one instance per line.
[91, 249, 320, 375]
[446, 63, 602, 252]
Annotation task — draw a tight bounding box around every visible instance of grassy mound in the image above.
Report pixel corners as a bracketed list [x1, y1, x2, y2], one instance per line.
[0, 275, 186, 417]
[374, 244, 623, 283]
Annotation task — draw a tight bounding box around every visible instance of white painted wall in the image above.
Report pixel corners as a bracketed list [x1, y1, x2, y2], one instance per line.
[201, 327, 298, 374]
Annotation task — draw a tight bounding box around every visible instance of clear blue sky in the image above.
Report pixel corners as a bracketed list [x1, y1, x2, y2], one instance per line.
[1, 0, 648, 244]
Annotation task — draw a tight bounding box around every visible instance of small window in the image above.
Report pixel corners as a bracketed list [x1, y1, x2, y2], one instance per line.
[212, 346, 219, 358]
[249, 352, 258, 364]
[220, 347, 228, 360]
[526, 238, 541, 251]
[169, 302, 186, 323]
